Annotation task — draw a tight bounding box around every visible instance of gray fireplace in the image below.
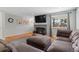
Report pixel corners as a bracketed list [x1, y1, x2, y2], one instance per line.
[34, 14, 51, 36]
[34, 25, 47, 35]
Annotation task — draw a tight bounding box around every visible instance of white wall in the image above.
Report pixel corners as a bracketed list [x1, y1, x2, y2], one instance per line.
[3, 13, 34, 37]
[0, 12, 3, 39]
[69, 10, 76, 30]
[22, 16, 34, 32]
[76, 8, 79, 30]
[0, 11, 34, 38]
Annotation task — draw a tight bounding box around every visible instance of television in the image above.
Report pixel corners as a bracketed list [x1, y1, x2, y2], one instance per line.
[35, 15, 46, 23]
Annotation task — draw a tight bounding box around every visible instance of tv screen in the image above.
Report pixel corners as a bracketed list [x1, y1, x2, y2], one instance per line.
[35, 15, 46, 23]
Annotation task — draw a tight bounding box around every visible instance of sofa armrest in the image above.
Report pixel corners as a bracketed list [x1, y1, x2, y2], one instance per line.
[57, 29, 72, 38]
[15, 43, 44, 52]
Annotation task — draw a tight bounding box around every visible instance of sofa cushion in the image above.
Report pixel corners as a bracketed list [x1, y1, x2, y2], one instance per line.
[57, 37, 70, 42]
[69, 31, 77, 40]
[71, 35, 79, 43]
[69, 31, 79, 41]
[72, 38, 79, 52]
[47, 40, 73, 52]
[57, 29, 72, 38]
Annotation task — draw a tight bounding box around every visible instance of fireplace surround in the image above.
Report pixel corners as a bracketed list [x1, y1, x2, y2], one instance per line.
[34, 15, 51, 36]
[34, 25, 47, 35]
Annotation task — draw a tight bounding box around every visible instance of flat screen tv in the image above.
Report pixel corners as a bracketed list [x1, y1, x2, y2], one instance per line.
[35, 15, 46, 23]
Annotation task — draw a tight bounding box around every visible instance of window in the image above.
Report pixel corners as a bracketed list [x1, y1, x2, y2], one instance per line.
[51, 13, 69, 29]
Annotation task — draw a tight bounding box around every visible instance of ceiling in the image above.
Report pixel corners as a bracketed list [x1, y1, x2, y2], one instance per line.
[0, 7, 75, 17]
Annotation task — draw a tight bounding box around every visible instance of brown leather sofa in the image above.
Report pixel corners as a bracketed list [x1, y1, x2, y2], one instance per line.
[27, 30, 79, 52]
[26, 30, 73, 52]
[47, 30, 79, 52]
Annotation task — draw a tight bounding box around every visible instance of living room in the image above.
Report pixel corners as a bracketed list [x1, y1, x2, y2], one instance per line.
[0, 7, 79, 52]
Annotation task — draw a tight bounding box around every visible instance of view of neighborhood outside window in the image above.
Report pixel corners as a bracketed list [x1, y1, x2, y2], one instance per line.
[51, 13, 69, 29]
